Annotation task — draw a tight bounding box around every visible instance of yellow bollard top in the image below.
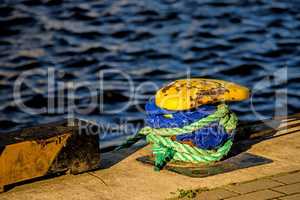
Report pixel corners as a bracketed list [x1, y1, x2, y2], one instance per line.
[155, 78, 250, 111]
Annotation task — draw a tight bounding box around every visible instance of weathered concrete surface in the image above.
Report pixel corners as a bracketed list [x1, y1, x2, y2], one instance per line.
[1, 118, 300, 200]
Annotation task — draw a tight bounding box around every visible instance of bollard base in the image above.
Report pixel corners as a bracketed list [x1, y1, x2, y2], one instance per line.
[137, 153, 272, 177]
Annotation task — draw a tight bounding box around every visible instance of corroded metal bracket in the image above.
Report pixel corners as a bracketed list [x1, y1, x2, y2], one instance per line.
[0, 120, 100, 192]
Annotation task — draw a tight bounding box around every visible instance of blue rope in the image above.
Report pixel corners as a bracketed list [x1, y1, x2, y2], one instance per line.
[144, 98, 233, 150]
[175, 122, 232, 149]
[116, 98, 235, 151]
[145, 98, 216, 128]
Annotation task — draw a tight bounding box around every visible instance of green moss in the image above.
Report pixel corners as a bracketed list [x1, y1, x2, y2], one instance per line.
[170, 187, 209, 199]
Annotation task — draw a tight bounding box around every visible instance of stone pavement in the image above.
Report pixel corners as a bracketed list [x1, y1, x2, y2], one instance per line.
[177, 170, 300, 200]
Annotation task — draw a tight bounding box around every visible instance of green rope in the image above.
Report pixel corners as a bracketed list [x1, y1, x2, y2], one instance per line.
[115, 104, 238, 170]
[152, 143, 175, 171]
[139, 104, 237, 137]
[140, 104, 238, 170]
[147, 134, 233, 164]
[115, 104, 236, 151]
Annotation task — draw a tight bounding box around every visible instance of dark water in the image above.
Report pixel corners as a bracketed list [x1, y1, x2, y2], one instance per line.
[0, 0, 300, 148]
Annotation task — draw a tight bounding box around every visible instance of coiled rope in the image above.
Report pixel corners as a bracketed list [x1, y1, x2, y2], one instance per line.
[116, 104, 238, 170]
[138, 104, 237, 170]
[140, 104, 237, 136]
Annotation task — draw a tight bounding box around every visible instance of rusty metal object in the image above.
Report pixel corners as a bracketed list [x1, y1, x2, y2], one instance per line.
[0, 120, 101, 192]
[137, 153, 272, 178]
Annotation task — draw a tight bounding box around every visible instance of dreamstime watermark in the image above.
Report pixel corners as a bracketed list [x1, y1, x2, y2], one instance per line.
[12, 66, 289, 136]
